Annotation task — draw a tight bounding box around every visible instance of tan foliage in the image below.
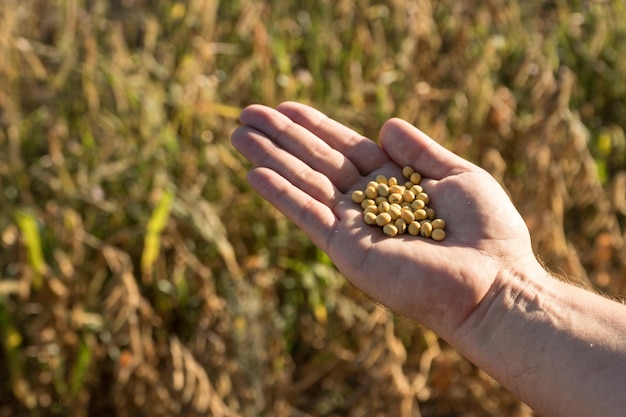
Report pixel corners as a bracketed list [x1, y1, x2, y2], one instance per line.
[0, 0, 624, 416]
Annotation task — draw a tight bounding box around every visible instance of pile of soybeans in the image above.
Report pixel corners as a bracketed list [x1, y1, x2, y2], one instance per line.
[351, 166, 446, 240]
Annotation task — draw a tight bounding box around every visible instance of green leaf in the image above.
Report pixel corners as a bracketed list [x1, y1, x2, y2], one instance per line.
[141, 189, 175, 275]
[15, 210, 45, 290]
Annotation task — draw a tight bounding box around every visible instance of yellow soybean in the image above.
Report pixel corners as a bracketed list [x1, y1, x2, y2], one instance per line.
[376, 212, 392, 226]
[364, 212, 378, 225]
[431, 229, 446, 241]
[352, 190, 365, 203]
[363, 205, 379, 215]
[410, 184, 423, 195]
[403, 190, 416, 202]
[388, 205, 402, 221]
[400, 209, 415, 223]
[411, 199, 425, 210]
[389, 185, 405, 195]
[414, 209, 427, 220]
[383, 223, 398, 237]
[375, 196, 388, 205]
[361, 199, 376, 209]
[388, 193, 403, 204]
[432, 219, 446, 229]
[416, 192, 430, 204]
[365, 186, 378, 199]
[376, 183, 390, 197]
[402, 166, 415, 179]
[420, 221, 433, 238]
[408, 221, 421, 236]
[395, 219, 407, 235]
[409, 172, 422, 184]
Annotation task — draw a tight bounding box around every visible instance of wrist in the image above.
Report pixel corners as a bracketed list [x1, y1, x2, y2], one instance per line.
[451, 254, 626, 417]
[448, 254, 555, 404]
[451, 253, 552, 357]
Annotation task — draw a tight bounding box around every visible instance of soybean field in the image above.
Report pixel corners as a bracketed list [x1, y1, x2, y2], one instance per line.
[0, 1, 625, 416]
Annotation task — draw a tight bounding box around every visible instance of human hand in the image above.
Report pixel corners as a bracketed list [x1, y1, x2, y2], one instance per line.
[231, 102, 542, 341]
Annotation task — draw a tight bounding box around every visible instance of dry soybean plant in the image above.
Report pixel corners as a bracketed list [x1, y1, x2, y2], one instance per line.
[0, 1, 625, 417]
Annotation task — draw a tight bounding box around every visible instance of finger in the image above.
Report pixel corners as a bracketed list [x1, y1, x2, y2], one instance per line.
[239, 104, 362, 192]
[276, 101, 389, 175]
[379, 118, 476, 180]
[247, 167, 338, 253]
[231, 125, 340, 209]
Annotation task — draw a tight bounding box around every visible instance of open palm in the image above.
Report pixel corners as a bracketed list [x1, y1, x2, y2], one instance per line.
[231, 102, 536, 339]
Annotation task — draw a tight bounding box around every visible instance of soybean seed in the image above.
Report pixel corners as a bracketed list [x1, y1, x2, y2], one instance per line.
[383, 223, 398, 237]
[414, 209, 427, 220]
[376, 183, 390, 197]
[361, 199, 376, 209]
[376, 212, 392, 226]
[427, 208, 436, 220]
[364, 212, 378, 225]
[363, 205, 379, 215]
[376, 174, 387, 184]
[432, 218, 446, 229]
[401, 209, 415, 223]
[383, 223, 399, 237]
[365, 186, 378, 199]
[408, 221, 421, 236]
[420, 221, 433, 238]
[395, 218, 407, 235]
[389, 205, 402, 221]
[416, 192, 430, 204]
[403, 190, 416, 202]
[431, 229, 445, 241]
[388, 193, 403, 204]
[389, 184, 405, 195]
[378, 201, 390, 213]
[402, 166, 415, 179]
[375, 196, 388, 205]
[409, 172, 422, 184]
[352, 190, 365, 203]
[411, 199, 425, 210]
[410, 184, 423, 195]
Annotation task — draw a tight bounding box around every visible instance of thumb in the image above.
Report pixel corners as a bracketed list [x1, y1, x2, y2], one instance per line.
[379, 118, 476, 179]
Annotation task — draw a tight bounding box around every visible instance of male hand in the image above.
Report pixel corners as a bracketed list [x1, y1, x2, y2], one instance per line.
[231, 102, 539, 340]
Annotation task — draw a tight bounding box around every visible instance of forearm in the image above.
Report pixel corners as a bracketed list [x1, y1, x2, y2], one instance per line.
[454, 261, 626, 417]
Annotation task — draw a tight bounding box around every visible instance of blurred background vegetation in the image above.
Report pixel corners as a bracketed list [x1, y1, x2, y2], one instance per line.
[0, 0, 625, 416]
